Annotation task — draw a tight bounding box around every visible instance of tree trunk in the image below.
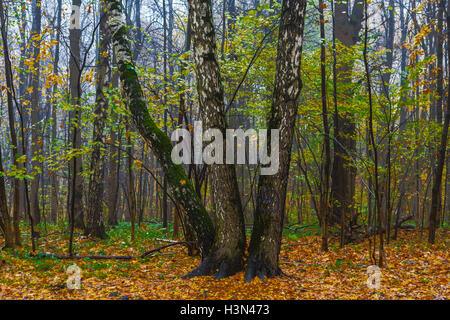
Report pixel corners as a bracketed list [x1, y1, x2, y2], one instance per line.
[363, 0, 383, 266]
[0, 0, 21, 246]
[126, 122, 136, 242]
[50, 0, 63, 224]
[30, 0, 42, 232]
[162, 0, 169, 231]
[319, 0, 330, 252]
[329, 0, 364, 233]
[133, 0, 143, 60]
[106, 52, 120, 226]
[69, 0, 84, 230]
[184, 0, 246, 279]
[0, 141, 14, 249]
[105, 0, 215, 258]
[428, 2, 449, 244]
[85, 0, 110, 239]
[245, 0, 307, 281]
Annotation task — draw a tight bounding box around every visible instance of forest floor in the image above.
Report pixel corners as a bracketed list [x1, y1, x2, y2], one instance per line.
[0, 222, 448, 300]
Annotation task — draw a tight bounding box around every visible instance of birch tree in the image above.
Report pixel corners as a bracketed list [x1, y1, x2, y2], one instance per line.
[184, 0, 246, 278]
[246, 0, 307, 281]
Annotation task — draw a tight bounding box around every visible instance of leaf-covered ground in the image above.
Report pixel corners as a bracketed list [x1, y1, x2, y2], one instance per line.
[0, 223, 448, 300]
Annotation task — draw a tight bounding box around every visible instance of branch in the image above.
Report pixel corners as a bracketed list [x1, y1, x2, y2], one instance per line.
[33, 242, 189, 260]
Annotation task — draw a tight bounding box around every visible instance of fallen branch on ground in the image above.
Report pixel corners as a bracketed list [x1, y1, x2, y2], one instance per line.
[33, 241, 188, 260]
[284, 224, 318, 233]
[154, 238, 179, 243]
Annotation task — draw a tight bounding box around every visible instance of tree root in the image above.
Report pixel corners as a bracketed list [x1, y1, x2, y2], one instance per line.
[244, 257, 282, 282]
[279, 270, 302, 281]
[182, 254, 244, 279]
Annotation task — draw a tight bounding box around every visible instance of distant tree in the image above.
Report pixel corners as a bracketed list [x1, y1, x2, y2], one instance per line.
[85, 0, 110, 239]
[329, 0, 364, 239]
[429, 0, 449, 244]
[0, 0, 21, 246]
[30, 0, 43, 232]
[50, 0, 63, 225]
[318, 0, 330, 252]
[68, 0, 84, 231]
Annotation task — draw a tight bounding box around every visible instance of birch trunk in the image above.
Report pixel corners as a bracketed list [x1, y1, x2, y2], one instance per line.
[185, 0, 246, 278]
[246, 0, 307, 281]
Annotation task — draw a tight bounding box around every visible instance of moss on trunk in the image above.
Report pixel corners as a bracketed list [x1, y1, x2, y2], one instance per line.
[106, 0, 215, 258]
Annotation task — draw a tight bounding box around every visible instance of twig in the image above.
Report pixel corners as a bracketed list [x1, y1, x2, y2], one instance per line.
[140, 242, 187, 258]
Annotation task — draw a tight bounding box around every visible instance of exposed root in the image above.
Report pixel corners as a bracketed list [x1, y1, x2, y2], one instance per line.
[182, 257, 216, 278]
[244, 256, 282, 282]
[280, 269, 302, 281]
[214, 255, 243, 279]
[182, 254, 244, 279]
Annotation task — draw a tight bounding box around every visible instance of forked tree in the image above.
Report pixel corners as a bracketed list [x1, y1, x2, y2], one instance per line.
[105, 0, 307, 280]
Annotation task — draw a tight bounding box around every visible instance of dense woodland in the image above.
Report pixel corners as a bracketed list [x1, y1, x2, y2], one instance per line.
[0, 0, 448, 300]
